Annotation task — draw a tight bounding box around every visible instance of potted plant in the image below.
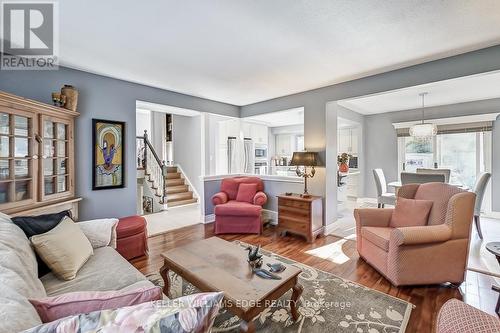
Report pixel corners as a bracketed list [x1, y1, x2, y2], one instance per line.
[338, 153, 352, 173]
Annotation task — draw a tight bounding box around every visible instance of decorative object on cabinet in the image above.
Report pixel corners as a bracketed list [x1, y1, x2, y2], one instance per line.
[277, 193, 324, 243]
[50, 92, 66, 107]
[289, 151, 319, 197]
[60, 85, 79, 111]
[0, 90, 80, 217]
[92, 119, 125, 190]
[337, 152, 352, 173]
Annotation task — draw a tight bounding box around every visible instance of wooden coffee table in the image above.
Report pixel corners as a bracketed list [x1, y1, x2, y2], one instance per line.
[160, 237, 303, 333]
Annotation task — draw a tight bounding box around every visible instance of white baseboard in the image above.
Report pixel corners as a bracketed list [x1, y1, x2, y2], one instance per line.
[262, 209, 278, 226]
[484, 211, 500, 219]
[204, 214, 215, 224]
[323, 222, 337, 235]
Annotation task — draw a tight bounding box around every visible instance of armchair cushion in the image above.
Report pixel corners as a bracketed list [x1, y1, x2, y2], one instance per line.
[390, 224, 452, 246]
[214, 200, 261, 217]
[212, 192, 228, 205]
[236, 183, 258, 203]
[253, 191, 267, 206]
[361, 227, 391, 251]
[390, 197, 433, 228]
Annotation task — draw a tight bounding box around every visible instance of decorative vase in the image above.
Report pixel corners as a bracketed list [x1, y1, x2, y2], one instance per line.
[339, 162, 349, 173]
[61, 85, 78, 111]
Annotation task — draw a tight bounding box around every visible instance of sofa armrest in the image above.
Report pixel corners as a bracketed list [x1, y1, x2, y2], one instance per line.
[354, 208, 393, 228]
[391, 224, 452, 247]
[437, 299, 500, 333]
[253, 191, 267, 206]
[77, 218, 118, 249]
[212, 192, 228, 205]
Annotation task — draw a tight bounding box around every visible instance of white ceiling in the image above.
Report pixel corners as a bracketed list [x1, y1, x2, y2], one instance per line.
[34, 1, 500, 105]
[244, 107, 304, 127]
[338, 70, 500, 114]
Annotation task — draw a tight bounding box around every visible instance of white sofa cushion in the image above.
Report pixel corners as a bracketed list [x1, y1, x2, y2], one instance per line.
[77, 218, 118, 249]
[0, 215, 45, 333]
[41, 247, 150, 296]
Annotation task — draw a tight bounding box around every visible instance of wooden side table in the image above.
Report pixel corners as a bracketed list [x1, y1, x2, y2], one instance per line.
[277, 193, 324, 243]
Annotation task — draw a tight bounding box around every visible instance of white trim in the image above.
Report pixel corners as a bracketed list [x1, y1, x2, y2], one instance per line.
[484, 211, 500, 219]
[201, 173, 303, 183]
[136, 100, 201, 117]
[175, 164, 200, 199]
[392, 113, 500, 129]
[262, 209, 278, 225]
[204, 214, 215, 224]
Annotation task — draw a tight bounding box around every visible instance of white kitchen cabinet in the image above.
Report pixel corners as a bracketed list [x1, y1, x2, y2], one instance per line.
[275, 134, 295, 156]
[242, 122, 252, 138]
[338, 127, 359, 154]
[251, 124, 268, 144]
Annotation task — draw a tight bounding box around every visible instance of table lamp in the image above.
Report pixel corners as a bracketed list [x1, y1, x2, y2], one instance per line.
[290, 151, 319, 197]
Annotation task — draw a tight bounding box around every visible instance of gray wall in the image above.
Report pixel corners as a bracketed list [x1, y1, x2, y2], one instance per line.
[172, 114, 202, 195]
[203, 178, 303, 215]
[241, 45, 500, 224]
[363, 98, 500, 211]
[0, 66, 238, 220]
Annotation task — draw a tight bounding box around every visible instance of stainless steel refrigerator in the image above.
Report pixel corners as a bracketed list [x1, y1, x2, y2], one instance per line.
[227, 137, 254, 174]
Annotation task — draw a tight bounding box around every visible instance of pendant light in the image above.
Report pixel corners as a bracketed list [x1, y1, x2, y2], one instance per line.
[409, 92, 437, 139]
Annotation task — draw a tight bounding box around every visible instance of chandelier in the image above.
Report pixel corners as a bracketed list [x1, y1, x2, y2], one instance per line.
[409, 92, 437, 139]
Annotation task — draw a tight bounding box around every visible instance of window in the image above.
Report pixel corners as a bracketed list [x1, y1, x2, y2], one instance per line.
[398, 132, 491, 190]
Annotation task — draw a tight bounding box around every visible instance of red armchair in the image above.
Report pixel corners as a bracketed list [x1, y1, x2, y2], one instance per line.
[212, 177, 267, 234]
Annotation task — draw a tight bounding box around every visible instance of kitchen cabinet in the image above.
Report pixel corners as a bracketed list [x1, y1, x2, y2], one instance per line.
[251, 124, 268, 144]
[338, 127, 358, 154]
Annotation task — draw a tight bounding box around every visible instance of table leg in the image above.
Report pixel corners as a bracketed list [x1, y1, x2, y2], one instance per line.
[240, 320, 255, 333]
[290, 280, 304, 321]
[492, 285, 500, 317]
[160, 262, 171, 298]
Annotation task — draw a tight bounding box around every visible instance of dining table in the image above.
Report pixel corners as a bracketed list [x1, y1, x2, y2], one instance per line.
[388, 181, 469, 192]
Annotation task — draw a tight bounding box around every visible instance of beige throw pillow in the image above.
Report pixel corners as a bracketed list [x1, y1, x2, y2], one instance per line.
[30, 216, 93, 281]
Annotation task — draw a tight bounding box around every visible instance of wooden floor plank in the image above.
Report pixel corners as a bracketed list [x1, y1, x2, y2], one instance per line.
[131, 223, 498, 333]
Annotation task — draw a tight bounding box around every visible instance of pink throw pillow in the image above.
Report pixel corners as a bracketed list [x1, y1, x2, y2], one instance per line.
[390, 197, 434, 228]
[236, 183, 258, 203]
[29, 286, 162, 323]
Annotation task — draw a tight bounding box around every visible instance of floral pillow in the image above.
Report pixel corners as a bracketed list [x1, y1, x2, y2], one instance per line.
[23, 292, 223, 333]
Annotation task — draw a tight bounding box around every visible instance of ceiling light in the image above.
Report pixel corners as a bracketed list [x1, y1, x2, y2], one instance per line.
[409, 92, 437, 139]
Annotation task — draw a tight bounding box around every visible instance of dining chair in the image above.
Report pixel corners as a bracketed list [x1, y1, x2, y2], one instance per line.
[472, 172, 491, 240]
[373, 169, 396, 208]
[416, 168, 451, 183]
[401, 172, 446, 185]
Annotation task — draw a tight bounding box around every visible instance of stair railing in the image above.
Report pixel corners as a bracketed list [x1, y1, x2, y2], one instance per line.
[136, 130, 167, 204]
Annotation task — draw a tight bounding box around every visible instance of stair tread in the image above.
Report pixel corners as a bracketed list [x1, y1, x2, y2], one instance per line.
[168, 198, 197, 207]
[167, 191, 193, 202]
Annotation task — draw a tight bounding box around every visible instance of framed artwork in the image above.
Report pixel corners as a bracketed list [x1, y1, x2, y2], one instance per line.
[92, 119, 125, 190]
[143, 196, 153, 214]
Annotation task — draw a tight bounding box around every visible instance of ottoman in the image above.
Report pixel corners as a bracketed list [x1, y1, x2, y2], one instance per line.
[116, 215, 148, 260]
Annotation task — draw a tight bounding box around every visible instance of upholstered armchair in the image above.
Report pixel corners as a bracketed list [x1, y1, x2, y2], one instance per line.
[212, 177, 267, 234]
[355, 183, 476, 286]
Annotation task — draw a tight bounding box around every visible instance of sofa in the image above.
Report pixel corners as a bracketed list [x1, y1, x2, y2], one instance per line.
[354, 182, 476, 286]
[0, 213, 155, 333]
[212, 176, 267, 234]
[437, 299, 500, 332]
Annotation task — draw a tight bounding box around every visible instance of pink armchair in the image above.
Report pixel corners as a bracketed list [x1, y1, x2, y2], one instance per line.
[355, 183, 476, 286]
[212, 177, 267, 234]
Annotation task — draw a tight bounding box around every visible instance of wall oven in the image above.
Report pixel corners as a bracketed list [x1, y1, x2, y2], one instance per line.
[254, 161, 268, 175]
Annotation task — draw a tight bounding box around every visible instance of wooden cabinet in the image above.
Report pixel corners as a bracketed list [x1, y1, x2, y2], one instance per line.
[0, 91, 80, 217]
[277, 194, 324, 243]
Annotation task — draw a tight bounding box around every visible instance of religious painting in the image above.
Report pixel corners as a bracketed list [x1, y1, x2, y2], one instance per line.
[92, 119, 125, 190]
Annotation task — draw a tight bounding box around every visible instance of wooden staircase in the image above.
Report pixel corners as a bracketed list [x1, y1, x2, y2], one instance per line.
[165, 166, 197, 207]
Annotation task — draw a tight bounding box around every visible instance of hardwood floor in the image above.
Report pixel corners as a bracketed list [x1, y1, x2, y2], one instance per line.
[131, 223, 498, 333]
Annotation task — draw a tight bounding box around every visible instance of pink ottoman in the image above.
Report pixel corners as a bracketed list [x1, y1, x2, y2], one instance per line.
[116, 216, 148, 260]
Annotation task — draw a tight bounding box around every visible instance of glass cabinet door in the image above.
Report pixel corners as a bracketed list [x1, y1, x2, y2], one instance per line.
[40, 116, 72, 200]
[0, 110, 36, 208]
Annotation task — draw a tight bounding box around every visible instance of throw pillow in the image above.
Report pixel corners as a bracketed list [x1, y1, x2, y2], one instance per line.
[23, 292, 224, 333]
[236, 183, 258, 203]
[30, 216, 93, 281]
[390, 197, 434, 228]
[11, 210, 71, 277]
[77, 218, 118, 249]
[29, 286, 162, 323]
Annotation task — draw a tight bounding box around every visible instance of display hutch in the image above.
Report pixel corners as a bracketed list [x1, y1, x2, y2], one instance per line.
[0, 91, 81, 218]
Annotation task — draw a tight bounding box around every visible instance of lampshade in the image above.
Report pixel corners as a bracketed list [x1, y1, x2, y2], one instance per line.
[409, 123, 437, 138]
[290, 151, 319, 167]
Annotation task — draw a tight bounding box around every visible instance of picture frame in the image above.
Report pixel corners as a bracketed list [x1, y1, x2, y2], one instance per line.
[92, 119, 125, 190]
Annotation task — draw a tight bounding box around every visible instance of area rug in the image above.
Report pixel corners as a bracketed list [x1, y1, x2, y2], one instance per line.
[147, 241, 413, 332]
